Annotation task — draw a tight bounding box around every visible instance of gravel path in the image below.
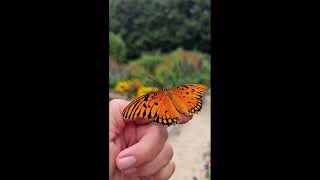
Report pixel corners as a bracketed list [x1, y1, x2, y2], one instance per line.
[167, 95, 211, 180]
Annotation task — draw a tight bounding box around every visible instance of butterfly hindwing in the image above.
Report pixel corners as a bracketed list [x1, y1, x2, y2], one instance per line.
[153, 95, 181, 126]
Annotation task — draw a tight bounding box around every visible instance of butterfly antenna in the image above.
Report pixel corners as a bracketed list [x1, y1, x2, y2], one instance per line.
[146, 76, 164, 89]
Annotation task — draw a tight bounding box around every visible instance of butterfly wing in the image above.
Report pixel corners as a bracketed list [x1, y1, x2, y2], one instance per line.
[168, 84, 208, 115]
[122, 91, 181, 126]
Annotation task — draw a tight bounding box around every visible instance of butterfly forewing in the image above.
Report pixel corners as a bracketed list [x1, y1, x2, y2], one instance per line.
[122, 91, 181, 126]
[168, 84, 208, 115]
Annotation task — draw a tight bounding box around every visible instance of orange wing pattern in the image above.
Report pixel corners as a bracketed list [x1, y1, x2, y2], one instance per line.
[169, 84, 208, 116]
[122, 91, 181, 126]
[122, 83, 208, 126]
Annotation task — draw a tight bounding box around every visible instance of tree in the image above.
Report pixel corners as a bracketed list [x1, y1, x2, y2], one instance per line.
[109, 0, 211, 59]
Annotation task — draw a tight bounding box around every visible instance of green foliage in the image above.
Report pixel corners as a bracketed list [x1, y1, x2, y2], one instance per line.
[152, 49, 210, 88]
[130, 55, 163, 74]
[109, 73, 124, 88]
[109, 67, 130, 88]
[109, 0, 211, 59]
[127, 71, 154, 87]
[155, 58, 210, 89]
[109, 48, 211, 91]
[109, 32, 127, 64]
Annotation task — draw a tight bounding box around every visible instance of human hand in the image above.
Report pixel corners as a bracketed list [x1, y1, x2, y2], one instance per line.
[109, 99, 192, 180]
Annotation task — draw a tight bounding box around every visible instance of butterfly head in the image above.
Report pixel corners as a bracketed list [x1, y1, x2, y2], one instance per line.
[162, 86, 168, 91]
[146, 76, 167, 91]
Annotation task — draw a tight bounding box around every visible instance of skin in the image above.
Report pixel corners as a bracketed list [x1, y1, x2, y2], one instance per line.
[109, 99, 192, 180]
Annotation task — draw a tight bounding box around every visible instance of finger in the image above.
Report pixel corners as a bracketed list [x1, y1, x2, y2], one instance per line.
[109, 99, 130, 125]
[109, 99, 130, 116]
[152, 161, 175, 180]
[129, 118, 152, 125]
[109, 99, 131, 141]
[116, 124, 168, 170]
[179, 113, 193, 124]
[122, 143, 174, 176]
[110, 99, 152, 124]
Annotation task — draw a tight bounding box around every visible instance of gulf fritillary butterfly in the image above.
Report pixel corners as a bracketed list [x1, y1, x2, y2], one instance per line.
[122, 84, 208, 126]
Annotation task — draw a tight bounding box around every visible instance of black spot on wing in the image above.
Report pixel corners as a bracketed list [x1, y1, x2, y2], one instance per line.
[144, 94, 149, 101]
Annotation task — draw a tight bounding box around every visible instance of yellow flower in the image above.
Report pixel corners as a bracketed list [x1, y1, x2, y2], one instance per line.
[136, 86, 159, 97]
[114, 80, 132, 93]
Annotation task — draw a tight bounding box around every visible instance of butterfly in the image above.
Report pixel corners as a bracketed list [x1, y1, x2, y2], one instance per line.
[122, 83, 208, 126]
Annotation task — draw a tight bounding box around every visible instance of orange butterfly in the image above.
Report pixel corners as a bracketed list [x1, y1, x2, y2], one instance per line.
[122, 83, 208, 126]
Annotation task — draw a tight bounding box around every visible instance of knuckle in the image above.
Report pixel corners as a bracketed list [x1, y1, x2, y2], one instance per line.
[171, 161, 176, 173]
[170, 163, 176, 178]
[140, 148, 156, 161]
[165, 144, 174, 160]
[156, 161, 176, 180]
[165, 161, 175, 180]
[158, 126, 168, 140]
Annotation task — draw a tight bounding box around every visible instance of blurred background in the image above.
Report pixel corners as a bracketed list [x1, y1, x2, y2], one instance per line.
[109, 0, 211, 179]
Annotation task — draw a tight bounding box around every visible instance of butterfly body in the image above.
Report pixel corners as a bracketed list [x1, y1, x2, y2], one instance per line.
[122, 84, 208, 126]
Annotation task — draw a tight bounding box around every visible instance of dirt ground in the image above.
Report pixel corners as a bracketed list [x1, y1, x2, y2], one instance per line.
[167, 95, 211, 180]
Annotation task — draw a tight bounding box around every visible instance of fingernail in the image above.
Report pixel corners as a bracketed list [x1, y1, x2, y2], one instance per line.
[123, 168, 137, 175]
[118, 156, 137, 170]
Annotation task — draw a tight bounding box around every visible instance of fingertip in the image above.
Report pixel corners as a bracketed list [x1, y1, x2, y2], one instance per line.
[109, 99, 130, 109]
[109, 99, 131, 130]
[116, 155, 137, 170]
[112, 99, 152, 124]
[180, 114, 193, 124]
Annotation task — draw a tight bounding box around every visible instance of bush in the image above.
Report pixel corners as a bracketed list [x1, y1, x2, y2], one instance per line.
[109, 49, 210, 98]
[129, 55, 163, 74]
[154, 49, 210, 88]
[109, 32, 127, 64]
[127, 71, 157, 87]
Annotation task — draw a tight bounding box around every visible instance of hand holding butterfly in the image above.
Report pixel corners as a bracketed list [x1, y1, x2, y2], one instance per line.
[109, 99, 192, 180]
